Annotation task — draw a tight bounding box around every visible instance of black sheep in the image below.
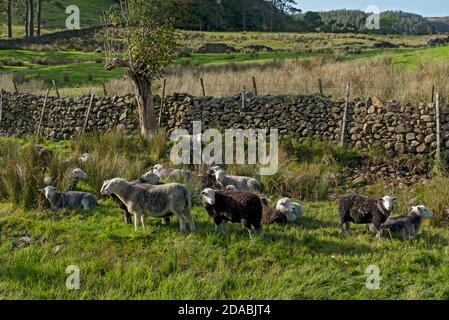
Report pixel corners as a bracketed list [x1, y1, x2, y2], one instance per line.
[201, 188, 263, 237]
[339, 194, 396, 236]
[260, 197, 288, 225]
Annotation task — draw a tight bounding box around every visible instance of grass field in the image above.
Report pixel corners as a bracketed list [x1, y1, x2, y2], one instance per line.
[0, 134, 449, 299]
[2, 200, 449, 299]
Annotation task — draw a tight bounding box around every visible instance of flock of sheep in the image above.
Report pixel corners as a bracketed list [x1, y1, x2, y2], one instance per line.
[39, 147, 434, 240]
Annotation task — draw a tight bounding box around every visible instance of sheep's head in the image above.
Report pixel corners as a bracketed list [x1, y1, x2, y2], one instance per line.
[101, 178, 126, 195]
[379, 196, 396, 212]
[225, 185, 238, 192]
[140, 171, 160, 184]
[215, 170, 226, 183]
[73, 168, 88, 180]
[43, 186, 57, 200]
[153, 164, 164, 175]
[260, 196, 272, 206]
[411, 205, 433, 218]
[276, 198, 294, 214]
[287, 202, 305, 222]
[79, 153, 92, 163]
[201, 188, 216, 206]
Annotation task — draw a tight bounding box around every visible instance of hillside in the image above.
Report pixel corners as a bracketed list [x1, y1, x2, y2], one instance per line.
[0, 0, 116, 30]
[427, 17, 449, 32]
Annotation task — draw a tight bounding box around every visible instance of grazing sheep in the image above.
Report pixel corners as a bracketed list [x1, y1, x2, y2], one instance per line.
[34, 145, 53, 169]
[338, 195, 396, 236]
[370, 205, 433, 239]
[79, 153, 93, 163]
[68, 168, 88, 190]
[101, 178, 195, 232]
[215, 170, 261, 193]
[201, 188, 262, 237]
[198, 171, 219, 189]
[276, 198, 305, 222]
[153, 164, 192, 180]
[42, 186, 97, 211]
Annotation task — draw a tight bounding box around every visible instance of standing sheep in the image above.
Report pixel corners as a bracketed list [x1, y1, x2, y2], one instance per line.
[338, 194, 396, 236]
[370, 205, 433, 239]
[42, 186, 97, 211]
[109, 171, 166, 225]
[101, 178, 195, 232]
[201, 188, 262, 237]
[215, 170, 261, 193]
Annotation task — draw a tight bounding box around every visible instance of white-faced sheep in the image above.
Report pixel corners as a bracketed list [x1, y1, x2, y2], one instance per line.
[101, 178, 195, 232]
[79, 153, 93, 163]
[339, 194, 396, 236]
[224, 185, 238, 192]
[42, 186, 97, 211]
[153, 164, 192, 180]
[201, 188, 262, 237]
[276, 198, 305, 222]
[214, 170, 261, 193]
[370, 205, 433, 240]
[109, 171, 165, 225]
[68, 168, 88, 190]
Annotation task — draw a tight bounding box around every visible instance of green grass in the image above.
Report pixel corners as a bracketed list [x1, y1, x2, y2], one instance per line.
[1, 200, 448, 299]
[0, 46, 433, 88]
[0, 0, 114, 34]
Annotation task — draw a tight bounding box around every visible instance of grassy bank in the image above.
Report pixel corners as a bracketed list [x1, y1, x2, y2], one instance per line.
[0, 134, 448, 299]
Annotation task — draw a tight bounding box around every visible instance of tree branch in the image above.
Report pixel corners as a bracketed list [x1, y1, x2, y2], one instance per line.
[105, 58, 131, 71]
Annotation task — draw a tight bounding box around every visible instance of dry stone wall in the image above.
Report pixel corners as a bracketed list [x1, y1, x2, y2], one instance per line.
[1, 91, 448, 158]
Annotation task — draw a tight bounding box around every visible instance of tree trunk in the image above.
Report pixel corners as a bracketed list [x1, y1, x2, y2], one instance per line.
[28, 0, 34, 38]
[7, 0, 12, 39]
[36, 0, 41, 36]
[25, 1, 29, 38]
[133, 77, 158, 138]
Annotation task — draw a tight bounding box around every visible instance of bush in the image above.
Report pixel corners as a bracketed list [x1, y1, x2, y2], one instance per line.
[0, 59, 24, 67]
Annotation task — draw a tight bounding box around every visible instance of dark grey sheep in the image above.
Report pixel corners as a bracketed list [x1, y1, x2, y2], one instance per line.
[339, 194, 396, 237]
[370, 205, 433, 239]
[201, 188, 262, 237]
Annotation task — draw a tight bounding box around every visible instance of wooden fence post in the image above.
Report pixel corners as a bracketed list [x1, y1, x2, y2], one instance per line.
[340, 82, 351, 147]
[82, 93, 95, 136]
[13, 80, 18, 94]
[200, 78, 206, 97]
[102, 82, 108, 96]
[319, 79, 323, 95]
[52, 80, 60, 98]
[252, 76, 258, 96]
[431, 85, 435, 103]
[35, 88, 50, 141]
[435, 92, 441, 161]
[0, 90, 3, 127]
[158, 79, 167, 127]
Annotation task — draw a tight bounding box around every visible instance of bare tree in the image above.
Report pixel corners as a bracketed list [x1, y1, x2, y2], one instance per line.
[7, 0, 13, 39]
[27, 0, 34, 37]
[103, 0, 177, 138]
[36, 0, 41, 36]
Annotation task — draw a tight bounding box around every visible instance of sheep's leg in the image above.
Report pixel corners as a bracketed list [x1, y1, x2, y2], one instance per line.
[186, 214, 196, 232]
[140, 215, 146, 229]
[133, 212, 141, 232]
[161, 217, 170, 225]
[176, 214, 187, 232]
[345, 222, 351, 234]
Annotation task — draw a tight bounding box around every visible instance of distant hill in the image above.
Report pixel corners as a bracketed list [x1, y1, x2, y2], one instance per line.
[427, 17, 449, 33]
[294, 10, 436, 35]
